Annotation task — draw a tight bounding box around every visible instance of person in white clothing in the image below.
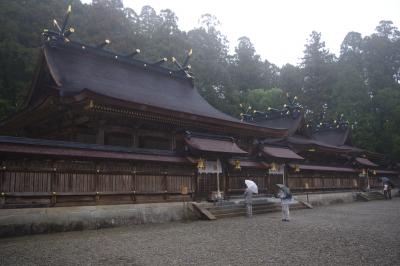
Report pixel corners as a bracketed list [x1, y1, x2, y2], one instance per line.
[383, 183, 389, 199]
[244, 187, 253, 217]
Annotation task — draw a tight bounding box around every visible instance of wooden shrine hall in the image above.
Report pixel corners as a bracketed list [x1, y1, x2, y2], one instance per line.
[0, 9, 398, 208]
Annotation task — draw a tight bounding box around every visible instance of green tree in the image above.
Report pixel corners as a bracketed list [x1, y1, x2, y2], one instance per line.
[362, 21, 400, 91]
[279, 64, 303, 98]
[301, 31, 337, 119]
[186, 14, 233, 114]
[0, 0, 70, 117]
[230, 36, 276, 92]
[333, 31, 367, 122]
[245, 88, 285, 111]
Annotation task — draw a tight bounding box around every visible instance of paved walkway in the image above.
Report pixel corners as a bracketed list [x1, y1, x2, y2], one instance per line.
[1, 199, 399, 265]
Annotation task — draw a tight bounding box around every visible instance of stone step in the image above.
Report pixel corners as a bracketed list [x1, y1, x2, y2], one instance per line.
[206, 202, 276, 212]
[214, 206, 306, 219]
[365, 193, 385, 198]
[214, 209, 280, 219]
[209, 205, 280, 215]
[189, 203, 216, 220]
[209, 203, 307, 219]
[356, 192, 386, 201]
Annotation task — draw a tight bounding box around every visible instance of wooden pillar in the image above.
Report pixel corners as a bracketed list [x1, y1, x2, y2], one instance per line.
[131, 130, 138, 148]
[96, 128, 105, 145]
[0, 163, 5, 193]
[0, 165, 5, 207]
[132, 166, 137, 201]
[191, 170, 195, 201]
[51, 161, 57, 192]
[163, 168, 168, 200]
[194, 170, 199, 202]
[171, 134, 176, 151]
[131, 165, 136, 202]
[132, 166, 137, 191]
[225, 170, 230, 198]
[95, 162, 100, 204]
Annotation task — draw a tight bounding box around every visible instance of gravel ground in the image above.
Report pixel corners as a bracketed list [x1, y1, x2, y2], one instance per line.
[1, 199, 399, 266]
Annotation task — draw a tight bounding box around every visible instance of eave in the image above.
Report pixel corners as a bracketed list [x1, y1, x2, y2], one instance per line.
[73, 90, 288, 138]
[0, 136, 189, 164]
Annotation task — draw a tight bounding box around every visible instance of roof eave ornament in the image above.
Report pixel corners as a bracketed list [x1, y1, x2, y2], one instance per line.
[171, 49, 194, 82]
[152, 57, 168, 66]
[42, 4, 75, 44]
[126, 49, 141, 58]
[97, 39, 111, 49]
[241, 92, 303, 122]
[312, 113, 351, 133]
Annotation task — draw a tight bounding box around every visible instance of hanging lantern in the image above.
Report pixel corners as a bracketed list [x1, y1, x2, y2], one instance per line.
[373, 170, 376, 175]
[197, 158, 205, 170]
[234, 160, 241, 170]
[271, 162, 277, 172]
[295, 164, 300, 173]
[362, 169, 366, 176]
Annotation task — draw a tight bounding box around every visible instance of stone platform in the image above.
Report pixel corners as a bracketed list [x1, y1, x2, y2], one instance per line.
[1, 190, 397, 238]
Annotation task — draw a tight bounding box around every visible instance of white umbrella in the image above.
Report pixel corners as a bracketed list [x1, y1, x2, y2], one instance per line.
[245, 179, 258, 194]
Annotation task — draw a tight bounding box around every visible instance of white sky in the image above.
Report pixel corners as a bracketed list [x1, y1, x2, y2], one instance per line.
[96, 0, 400, 66]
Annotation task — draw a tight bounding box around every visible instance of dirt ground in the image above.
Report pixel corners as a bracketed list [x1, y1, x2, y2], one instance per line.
[1, 198, 399, 266]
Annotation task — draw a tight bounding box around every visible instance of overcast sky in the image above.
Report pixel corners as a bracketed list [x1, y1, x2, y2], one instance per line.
[108, 0, 400, 66]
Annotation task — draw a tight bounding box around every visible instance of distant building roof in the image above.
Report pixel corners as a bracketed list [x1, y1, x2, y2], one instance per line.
[184, 134, 247, 155]
[312, 128, 351, 146]
[228, 159, 266, 168]
[287, 135, 358, 153]
[253, 114, 303, 136]
[262, 146, 304, 160]
[355, 157, 378, 167]
[288, 164, 358, 173]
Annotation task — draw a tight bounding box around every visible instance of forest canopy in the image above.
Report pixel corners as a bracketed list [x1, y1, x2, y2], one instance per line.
[0, 0, 399, 160]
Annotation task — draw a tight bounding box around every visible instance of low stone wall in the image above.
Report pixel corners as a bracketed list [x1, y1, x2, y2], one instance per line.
[293, 191, 358, 206]
[294, 189, 399, 206]
[0, 202, 196, 238]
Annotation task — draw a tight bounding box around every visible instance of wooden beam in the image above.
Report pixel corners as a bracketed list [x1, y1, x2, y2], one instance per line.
[74, 116, 90, 125]
[96, 127, 105, 145]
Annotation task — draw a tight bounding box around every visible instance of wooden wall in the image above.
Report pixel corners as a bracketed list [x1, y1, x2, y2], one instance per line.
[226, 168, 282, 196]
[0, 158, 194, 208]
[287, 170, 359, 191]
[1, 156, 396, 208]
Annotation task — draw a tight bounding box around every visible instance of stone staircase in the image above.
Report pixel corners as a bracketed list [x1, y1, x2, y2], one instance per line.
[192, 199, 310, 220]
[356, 191, 386, 201]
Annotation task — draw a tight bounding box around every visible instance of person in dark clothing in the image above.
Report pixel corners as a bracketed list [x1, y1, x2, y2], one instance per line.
[278, 188, 291, 222]
[387, 184, 392, 200]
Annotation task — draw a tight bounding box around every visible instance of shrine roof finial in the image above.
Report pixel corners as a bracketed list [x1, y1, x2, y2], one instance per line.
[41, 4, 195, 84]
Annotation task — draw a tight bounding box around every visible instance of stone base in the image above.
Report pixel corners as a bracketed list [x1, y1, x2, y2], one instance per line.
[0, 202, 196, 238]
[294, 191, 358, 206]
